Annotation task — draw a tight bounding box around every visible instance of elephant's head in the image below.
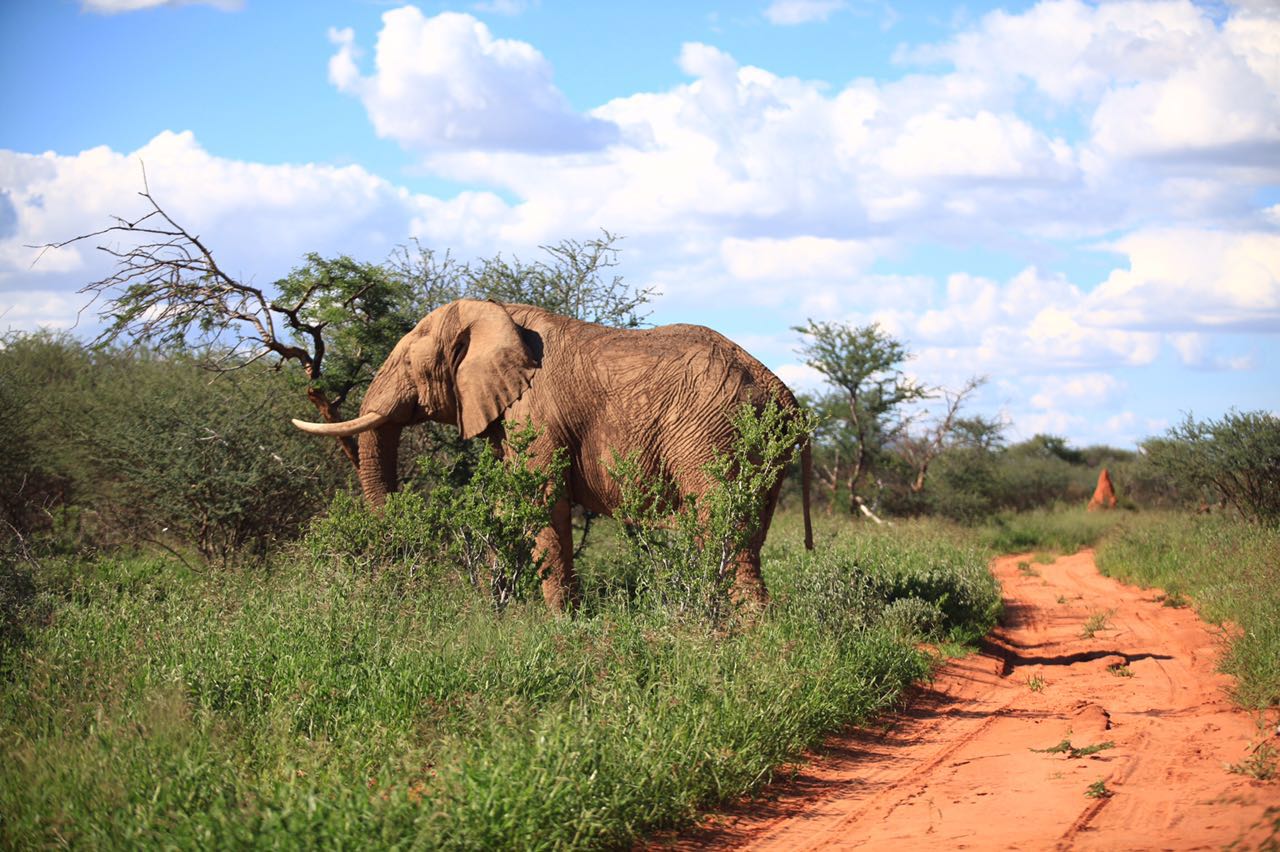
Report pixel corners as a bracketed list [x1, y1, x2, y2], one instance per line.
[292, 299, 538, 506]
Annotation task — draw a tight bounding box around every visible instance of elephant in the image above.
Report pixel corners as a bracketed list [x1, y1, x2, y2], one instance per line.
[293, 299, 813, 609]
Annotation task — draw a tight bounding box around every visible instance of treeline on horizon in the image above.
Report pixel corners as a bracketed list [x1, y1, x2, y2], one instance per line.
[0, 326, 1259, 566]
[3, 217, 1275, 566]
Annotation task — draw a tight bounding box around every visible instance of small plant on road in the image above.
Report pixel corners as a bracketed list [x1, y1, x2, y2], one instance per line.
[1026, 674, 1046, 692]
[1017, 560, 1040, 577]
[1107, 663, 1134, 678]
[1228, 716, 1279, 781]
[1033, 739, 1115, 759]
[1081, 610, 1113, 638]
[1085, 779, 1112, 798]
[1160, 591, 1189, 609]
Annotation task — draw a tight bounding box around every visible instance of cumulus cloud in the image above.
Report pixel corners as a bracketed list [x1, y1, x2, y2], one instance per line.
[720, 236, 882, 281]
[1084, 229, 1280, 331]
[763, 0, 847, 25]
[328, 8, 618, 153]
[81, 0, 241, 12]
[901, 0, 1280, 170]
[1029, 373, 1125, 410]
[0, 131, 521, 332]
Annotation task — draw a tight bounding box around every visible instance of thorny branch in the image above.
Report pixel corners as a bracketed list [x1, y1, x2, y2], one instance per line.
[899, 376, 987, 494]
[39, 177, 359, 466]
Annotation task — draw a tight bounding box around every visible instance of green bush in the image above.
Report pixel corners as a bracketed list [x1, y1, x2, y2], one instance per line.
[776, 523, 1000, 645]
[1142, 411, 1280, 525]
[0, 332, 86, 543]
[612, 401, 813, 626]
[306, 489, 448, 579]
[79, 352, 346, 564]
[437, 423, 568, 610]
[309, 422, 566, 611]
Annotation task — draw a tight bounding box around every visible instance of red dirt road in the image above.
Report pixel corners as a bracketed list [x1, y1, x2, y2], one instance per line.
[666, 550, 1279, 851]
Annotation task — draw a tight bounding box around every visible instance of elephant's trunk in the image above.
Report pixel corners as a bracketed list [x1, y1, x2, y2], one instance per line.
[358, 423, 403, 509]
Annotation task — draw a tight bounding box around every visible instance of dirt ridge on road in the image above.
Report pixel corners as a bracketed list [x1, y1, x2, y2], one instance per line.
[661, 550, 1279, 851]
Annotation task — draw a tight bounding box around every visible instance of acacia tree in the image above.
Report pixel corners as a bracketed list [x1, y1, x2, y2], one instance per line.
[793, 320, 929, 515]
[386, 230, 653, 329]
[47, 186, 422, 467]
[896, 376, 988, 494]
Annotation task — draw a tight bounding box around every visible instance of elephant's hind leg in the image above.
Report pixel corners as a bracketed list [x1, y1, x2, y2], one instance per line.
[732, 469, 785, 607]
[536, 496, 580, 611]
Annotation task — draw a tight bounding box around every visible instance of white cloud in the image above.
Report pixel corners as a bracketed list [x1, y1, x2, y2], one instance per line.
[328, 8, 617, 153]
[878, 109, 1073, 180]
[1029, 373, 1125, 410]
[720, 236, 882, 281]
[944, 2, 1278, 164]
[763, 0, 847, 25]
[0, 131, 511, 333]
[1084, 229, 1280, 331]
[81, 0, 241, 12]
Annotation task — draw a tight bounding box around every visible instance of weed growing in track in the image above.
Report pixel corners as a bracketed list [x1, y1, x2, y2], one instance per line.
[1080, 610, 1112, 639]
[1085, 779, 1113, 798]
[1033, 739, 1115, 759]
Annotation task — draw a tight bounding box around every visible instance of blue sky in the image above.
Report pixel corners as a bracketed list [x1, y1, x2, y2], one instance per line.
[2, 0, 1277, 448]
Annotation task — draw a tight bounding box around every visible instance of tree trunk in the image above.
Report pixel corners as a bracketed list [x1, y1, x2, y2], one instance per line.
[307, 387, 360, 469]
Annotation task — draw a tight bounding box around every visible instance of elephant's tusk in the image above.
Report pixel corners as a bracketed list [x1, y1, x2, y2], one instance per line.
[291, 411, 390, 437]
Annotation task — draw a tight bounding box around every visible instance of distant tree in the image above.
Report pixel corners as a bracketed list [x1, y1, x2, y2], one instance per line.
[793, 320, 929, 515]
[1142, 411, 1280, 525]
[896, 376, 987, 494]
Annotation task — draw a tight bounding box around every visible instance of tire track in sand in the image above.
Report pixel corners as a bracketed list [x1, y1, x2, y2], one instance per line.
[656, 550, 1279, 851]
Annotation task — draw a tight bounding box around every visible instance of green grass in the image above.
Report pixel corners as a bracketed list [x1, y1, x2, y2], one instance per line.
[0, 516, 1000, 849]
[1095, 513, 1280, 708]
[980, 506, 1122, 555]
[1080, 610, 1112, 639]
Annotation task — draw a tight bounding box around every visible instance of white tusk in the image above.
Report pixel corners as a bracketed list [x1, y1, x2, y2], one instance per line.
[291, 410, 390, 437]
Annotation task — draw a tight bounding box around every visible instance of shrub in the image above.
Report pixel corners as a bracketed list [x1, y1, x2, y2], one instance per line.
[80, 352, 347, 563]
[776, 524, 1000, 645]
[0, 332, 86, 542]
[1142, 411, 1280, 525]
[308, 422, 566, 611]
[611, 400, 812, 626]
[306, 490, 447, 579]
[435, 423, 568, 610]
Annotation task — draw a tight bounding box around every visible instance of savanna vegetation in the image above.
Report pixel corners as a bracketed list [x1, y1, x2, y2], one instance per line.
[3, 211, 1276, 846]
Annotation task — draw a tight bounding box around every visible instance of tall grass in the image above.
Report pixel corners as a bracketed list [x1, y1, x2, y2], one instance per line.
[979, 506, 1123, 554]
[0, 520, 998, 848]
[1095, 513, 1280, 708]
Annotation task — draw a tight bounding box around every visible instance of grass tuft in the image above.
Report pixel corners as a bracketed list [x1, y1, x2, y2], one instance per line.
[1096, 513, 1280, 708]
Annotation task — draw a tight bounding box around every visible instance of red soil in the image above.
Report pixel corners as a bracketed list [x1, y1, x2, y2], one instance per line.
[661, 551, 1279, 851]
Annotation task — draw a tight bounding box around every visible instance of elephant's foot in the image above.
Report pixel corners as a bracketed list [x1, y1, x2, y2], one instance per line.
[731, 558, 769, 610]
[540, 570, 580, 612]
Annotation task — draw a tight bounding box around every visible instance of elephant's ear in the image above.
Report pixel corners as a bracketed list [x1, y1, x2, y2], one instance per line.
[454, 300, 538, 439]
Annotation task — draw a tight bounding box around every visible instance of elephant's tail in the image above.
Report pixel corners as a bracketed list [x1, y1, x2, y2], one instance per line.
[801, 433, 814, 551]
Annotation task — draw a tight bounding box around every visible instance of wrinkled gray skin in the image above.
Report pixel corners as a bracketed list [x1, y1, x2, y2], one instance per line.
[294, 299, 812, 610]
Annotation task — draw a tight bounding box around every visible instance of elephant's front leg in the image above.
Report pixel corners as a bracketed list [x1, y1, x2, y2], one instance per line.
[536, 495, 580, 611]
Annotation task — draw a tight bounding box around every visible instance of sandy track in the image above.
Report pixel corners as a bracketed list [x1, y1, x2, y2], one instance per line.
[661, 550, 1279, 851]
